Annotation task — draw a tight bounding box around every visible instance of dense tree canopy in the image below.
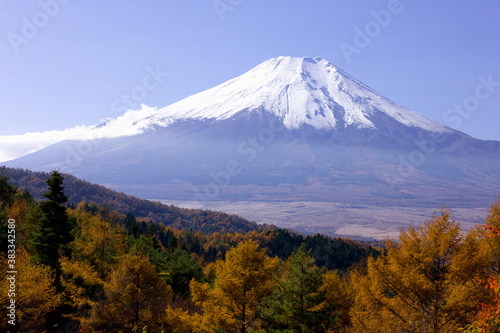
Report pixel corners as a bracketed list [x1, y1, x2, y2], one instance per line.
[1, 172, 499, 332]
[191, 240, 279, 332]
[3, 167, 267, 233]
[351, 210, 492, 332]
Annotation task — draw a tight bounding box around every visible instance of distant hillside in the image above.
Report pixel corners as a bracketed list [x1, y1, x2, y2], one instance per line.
[1, 167, 270, 234]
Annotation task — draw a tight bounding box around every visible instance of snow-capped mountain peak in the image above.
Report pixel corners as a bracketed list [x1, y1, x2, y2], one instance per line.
[0, 56, 450, 163]
[148, 56, 449, 133]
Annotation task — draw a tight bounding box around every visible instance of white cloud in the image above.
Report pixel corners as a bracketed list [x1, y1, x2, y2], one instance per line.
[0, 105, 170, 163]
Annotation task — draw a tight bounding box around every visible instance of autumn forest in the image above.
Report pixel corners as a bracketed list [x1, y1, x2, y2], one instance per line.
[1, 170, 500, 332]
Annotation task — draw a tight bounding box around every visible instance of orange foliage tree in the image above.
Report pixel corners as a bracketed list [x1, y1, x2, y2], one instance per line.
[190, 240, 279, 332]
[0, 247, 62, 333]
[469, 197, 500, 332]
[80, 252, 173, 332]
[350, 210, 492, 333]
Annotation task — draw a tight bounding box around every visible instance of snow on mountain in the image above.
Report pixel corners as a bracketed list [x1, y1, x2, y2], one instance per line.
[5, 56, 500, 215]
[149, 56, 450, 133]
[0, 56, 450, 163]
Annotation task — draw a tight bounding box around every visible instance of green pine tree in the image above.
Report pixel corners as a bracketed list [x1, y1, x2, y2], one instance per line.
[260, 246, 337, 332]
[0, 170, 17, 216]
[33, 170, 74, 268]
[125, 212, 140, 238]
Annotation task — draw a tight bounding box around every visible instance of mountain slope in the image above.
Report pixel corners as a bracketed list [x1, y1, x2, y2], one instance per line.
[2, 167, 268, 233]
[148, 56, 449, 133]
[0, 56, 450, 163]
[4, 56, 500, 213]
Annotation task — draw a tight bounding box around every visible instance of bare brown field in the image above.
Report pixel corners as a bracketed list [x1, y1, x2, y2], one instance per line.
[151, 199, 488, 240]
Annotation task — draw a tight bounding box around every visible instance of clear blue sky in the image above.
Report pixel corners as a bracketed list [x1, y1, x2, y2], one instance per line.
[1, 0, 499, 140]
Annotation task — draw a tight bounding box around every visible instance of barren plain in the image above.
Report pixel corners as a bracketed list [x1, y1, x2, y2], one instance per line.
[153, 199, 487, 240]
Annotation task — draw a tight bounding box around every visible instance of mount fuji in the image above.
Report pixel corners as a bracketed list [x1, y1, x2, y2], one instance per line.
[5, 56, 500, 235]
[142, 56, 448, 133]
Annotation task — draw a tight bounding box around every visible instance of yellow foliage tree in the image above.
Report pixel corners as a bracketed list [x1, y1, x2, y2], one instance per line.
[484, 197, 500, 273]
[60, 256, 105, 327]
[164, 305, 198, 333]
[322, 270, 354, 330]
[350, 210, 491, 333]
[0, 246, 62, 333]
[69, 207, 128, 277]
[6, 190, 41, 250]
[6, 192, 29, 223]
[467, 197, 500, 332]
[60, 207, 129, 327]
[190, 240, 279, 332]
[81, 252, 173, 332]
